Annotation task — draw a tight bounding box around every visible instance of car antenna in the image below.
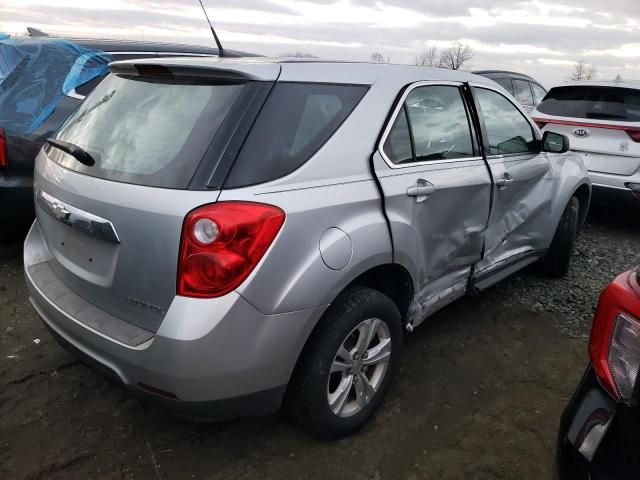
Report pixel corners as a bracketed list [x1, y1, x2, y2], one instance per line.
[197, 0, 225, 58]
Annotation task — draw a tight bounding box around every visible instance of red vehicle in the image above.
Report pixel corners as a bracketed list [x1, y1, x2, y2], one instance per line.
[556, 268, 640, 479]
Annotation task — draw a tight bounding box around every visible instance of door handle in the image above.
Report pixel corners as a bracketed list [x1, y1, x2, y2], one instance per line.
[496, 173, 515, 190]
[406, 179, 435, 203]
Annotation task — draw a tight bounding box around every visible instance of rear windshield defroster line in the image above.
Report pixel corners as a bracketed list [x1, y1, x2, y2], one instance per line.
[48, 74, 245, 189]
[223, 82, 369, 188]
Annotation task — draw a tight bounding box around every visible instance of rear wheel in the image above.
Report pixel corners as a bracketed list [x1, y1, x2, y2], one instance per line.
[286, 286, 403, 439]
[539, 196, 580, 278]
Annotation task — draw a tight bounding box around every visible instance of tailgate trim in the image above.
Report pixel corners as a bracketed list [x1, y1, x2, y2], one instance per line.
[37, 189, 121, 244]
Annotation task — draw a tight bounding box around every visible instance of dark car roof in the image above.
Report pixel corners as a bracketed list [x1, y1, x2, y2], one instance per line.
[15, 35, 256, 57]
[473, 70, 542, 85]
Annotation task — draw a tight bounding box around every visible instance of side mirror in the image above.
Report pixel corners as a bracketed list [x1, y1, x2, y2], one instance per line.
[541, 131, 570, 154]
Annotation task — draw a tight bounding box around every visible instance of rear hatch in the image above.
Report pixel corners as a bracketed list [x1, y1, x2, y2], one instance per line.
[534, 85, 640, 176]
[34, 60, 279, 333]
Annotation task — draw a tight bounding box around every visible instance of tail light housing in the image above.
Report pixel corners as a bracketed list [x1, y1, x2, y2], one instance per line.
[533, 118, 548, 129]
[177, 201, 285, 298]
[0, 128, 8, 169]
[626, 130, 640, 143]
[590, 269, 640, 403]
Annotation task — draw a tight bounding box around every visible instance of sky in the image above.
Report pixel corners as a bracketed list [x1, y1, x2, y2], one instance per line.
[2, 0, 640, 88]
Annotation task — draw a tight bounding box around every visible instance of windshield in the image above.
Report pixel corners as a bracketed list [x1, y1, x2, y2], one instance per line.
[537, 85, 640, 122]
[49, 74, 245, 189]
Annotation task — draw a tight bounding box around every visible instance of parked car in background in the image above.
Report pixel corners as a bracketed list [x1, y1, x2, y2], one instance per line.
[556, 268, 640, 480]
[0, 33, 250, 229]
[474, 70, 547, 112]
[533, 82, 640, 208]
[24, 58, 590, 438]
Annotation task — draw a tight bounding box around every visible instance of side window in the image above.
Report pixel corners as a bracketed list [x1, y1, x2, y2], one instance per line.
[493, 77, 513, 95]
[383, 85, 474, 164]
[383, 107, 413, 164]
[531, 83, 547, 105]
[513, 79, 534, 106]
[476, 88, 538, 156]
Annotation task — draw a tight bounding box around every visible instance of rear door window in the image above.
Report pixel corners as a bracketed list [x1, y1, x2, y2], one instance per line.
[493, 77, 513, 95]
[225, 82, 367, 187]
[513, 79, 534, 106]
[383, 107, 413, 164]
[405, 86, 474, 161]
[537, 85, 640, 121]
[476, 88, 538, 155]
[49, 74, 244, 188]
[383, 85, 474, 165]
[531, 83, 547, 105]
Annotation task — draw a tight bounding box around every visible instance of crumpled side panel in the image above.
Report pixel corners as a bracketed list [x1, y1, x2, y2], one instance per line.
[0, 36, 112, 136]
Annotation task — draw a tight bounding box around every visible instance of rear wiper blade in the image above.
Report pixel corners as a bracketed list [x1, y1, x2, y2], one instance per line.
[46, 138, 95, 167]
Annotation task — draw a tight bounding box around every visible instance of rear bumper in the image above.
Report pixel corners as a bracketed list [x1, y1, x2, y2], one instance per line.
[556, 366, 640, 480]
[589, 169, 640, 208]
[25, 220, 326, 420]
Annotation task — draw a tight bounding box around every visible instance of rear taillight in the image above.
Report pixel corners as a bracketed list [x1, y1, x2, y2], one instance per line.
[0, 128, 8, 169]
[590, 269, 640, 403]
[626, 130, 640, 143]
[177, 202, 285, 298]
[532, 118, 548, 129]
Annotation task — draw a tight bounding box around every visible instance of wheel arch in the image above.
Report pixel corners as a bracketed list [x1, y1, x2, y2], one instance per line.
[572, 182, 591, 229]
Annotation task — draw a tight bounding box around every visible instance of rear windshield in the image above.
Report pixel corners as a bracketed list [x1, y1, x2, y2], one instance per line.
[224, 82, 368, 188]
[537, 85, 640, 122]
[49, 74, 244, 188]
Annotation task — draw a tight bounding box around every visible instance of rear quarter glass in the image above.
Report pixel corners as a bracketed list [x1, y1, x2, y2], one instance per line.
[223, 82, 368, 188]
[538, 85, 640, 122]
[48, 74, 245, 189]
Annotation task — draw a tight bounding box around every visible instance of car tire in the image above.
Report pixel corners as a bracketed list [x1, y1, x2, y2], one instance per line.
[286, 285, 403, 439]
[539, 196, 580, 278]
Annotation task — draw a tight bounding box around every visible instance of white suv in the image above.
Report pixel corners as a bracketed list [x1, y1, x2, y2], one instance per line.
[533, 82, 640, 207]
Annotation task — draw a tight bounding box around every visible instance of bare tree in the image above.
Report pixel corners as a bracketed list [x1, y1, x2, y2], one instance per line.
[370, 52, 389, 63]
[279, 51, 319, 59]
[570, 61, 597, 81]
[414, 46, 441, 67]
[439, 42, 474, 70]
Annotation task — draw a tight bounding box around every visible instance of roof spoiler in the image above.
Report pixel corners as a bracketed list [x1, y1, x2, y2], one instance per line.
[109, 60, 280, 82]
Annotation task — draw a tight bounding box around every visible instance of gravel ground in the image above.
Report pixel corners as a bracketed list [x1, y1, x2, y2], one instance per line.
[0, 204, 638, 480]
[500, 204, 640, 338]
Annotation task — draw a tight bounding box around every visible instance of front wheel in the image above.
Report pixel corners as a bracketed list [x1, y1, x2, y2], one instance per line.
[539, 196, 580, 278]
[286, 286, 403, 439]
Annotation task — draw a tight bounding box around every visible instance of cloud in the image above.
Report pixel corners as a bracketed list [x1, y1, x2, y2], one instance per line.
[1, 0, 639, 86]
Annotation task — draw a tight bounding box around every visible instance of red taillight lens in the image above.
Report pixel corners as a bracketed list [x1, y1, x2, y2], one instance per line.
[0, 128, 8, 169]
[532, 118, 548, 129]
[177, 202, 285, 298]
[626, 130, 640, 143]
[590, 269, 640, 403]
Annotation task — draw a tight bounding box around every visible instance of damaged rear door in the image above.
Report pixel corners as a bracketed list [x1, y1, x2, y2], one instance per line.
[471, 84, 553, 283]
[373, 81, 491, 320]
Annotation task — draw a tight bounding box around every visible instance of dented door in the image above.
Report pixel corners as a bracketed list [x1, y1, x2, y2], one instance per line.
[473, 85, 553, 272]
[374, 82, 492, 310]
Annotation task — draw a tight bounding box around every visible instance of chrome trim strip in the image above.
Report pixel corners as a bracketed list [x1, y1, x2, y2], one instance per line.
[37, 190, 121, 244]
[377, 80, 485, 169]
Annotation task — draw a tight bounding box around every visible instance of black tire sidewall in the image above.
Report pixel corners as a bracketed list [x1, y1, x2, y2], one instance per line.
[289, 286, 403, 438]
[541, 196, 579, 277]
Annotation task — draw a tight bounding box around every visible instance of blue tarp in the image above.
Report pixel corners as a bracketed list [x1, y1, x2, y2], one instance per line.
[0, 37, 112, 136]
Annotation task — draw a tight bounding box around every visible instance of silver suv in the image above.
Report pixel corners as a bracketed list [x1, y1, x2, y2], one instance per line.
[24, 58, 591, 438]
